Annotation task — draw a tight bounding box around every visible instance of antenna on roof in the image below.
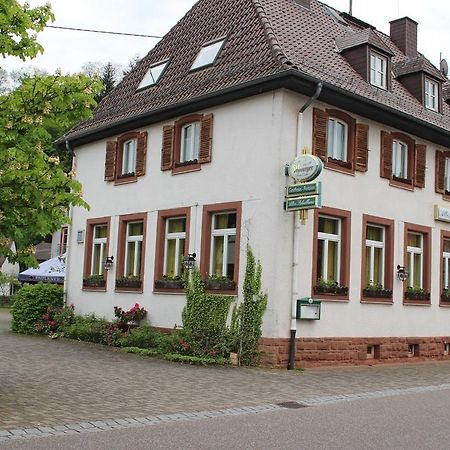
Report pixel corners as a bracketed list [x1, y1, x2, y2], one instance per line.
[349, 0, 353, 15]
[440, 59, 448, 77]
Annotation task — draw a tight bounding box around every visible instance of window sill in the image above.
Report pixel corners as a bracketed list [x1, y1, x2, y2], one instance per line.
[389, 177, 414, 191]
[115, 287, 143, 294]
[311, 293, 349, 302]
[114, 175, 137, 185]
[82, 286, 107, 292]
[204, 288, 238, 296]
[403, 298, 431, 306]
[172, 162, 201, 175]
[361, 297, 393, 305]
[324, 159, 354, 175]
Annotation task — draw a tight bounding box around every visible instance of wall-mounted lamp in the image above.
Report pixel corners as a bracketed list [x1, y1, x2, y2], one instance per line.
[396, 265, 408, 282]
[183, 253, 196, 271]
[103, 256, 114, 271]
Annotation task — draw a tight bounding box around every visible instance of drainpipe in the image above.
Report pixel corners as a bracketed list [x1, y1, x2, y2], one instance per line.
[288, 81, 323, 370]
[63, 139, 75, 307]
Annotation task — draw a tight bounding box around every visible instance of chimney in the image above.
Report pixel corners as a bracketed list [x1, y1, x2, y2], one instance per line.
[389, 17, 418, 58]
[293, 0, 311, 9]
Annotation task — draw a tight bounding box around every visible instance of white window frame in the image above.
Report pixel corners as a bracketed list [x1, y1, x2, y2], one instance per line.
[370, 52, 387, 89]
[407, 232, 423, 288]
[91, 225, 107, 275]
[317, 216, 341, 282]
[163, 217, 186, 277]
[445, 158, 450, 193]
[180, 122, 200, 163]
[425, 77, 439, 111]
[122, 139, 137, 175]
[443, 239, 450, 290]
[366, 225, 385, 286]
[327, 118, 348, 161]
[392, 140, 408, 179]
[124, 221, 143, 277]
[191, 39, 225, 70]
[209, 212, 236, 278]
[137, 60, 169, 89]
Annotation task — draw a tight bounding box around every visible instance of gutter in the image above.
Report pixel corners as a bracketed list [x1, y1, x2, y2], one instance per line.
[288, 81, 323, 371]
[59, 69, 450, 150]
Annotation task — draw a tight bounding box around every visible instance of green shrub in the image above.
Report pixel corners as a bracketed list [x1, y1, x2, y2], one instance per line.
[164, 353, 229, 366]
[63, 315, 109, 343]
[35, 305, 75, 334]
[116, 325, 159, 349]
[155, 329, 185, 354]
[121, 347, 159, 357]
[11, 283, 63, 334]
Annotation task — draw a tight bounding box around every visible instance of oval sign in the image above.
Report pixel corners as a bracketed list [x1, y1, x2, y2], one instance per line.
[288, 154, 323, 182]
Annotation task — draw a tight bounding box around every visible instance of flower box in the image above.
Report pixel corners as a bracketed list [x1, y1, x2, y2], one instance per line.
[115, 277, 142, 289]
[405, 290, 430, 301]
[314, 285, 348, 295]
[154, 278, 185, 289]
[205, 278, 236, 291]
[441, 293, 450, 303]
[83, 276, 106, 288]
[362, 288, 392, 299]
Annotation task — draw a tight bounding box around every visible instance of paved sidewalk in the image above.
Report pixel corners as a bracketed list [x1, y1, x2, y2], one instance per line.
[2, 309, 450, 432]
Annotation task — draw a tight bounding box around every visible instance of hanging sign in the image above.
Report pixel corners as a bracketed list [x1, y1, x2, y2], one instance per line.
[287, 155, 323, 183]
[286, 181, 321, 198]
[284, 195, 321, 211]
[435, 205, 450, 223]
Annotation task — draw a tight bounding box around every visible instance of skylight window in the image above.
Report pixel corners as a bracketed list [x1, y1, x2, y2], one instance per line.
[137, 60, 169, 90]
[191, 39, 225, 70]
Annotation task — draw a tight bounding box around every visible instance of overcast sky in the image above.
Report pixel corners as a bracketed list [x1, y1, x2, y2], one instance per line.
[2, 0, 449, 75]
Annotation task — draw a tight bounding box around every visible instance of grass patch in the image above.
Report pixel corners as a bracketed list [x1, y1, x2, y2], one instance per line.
[164, 353, 229, 366]
[121, 347, 159, 357]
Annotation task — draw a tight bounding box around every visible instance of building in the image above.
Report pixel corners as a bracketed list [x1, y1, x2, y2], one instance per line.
[0, 241, 20, 299]
[59, 0, 450, 366]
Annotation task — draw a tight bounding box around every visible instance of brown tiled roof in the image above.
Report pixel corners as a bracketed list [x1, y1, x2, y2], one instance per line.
[335, 28, 393, 56]
[393, 56, 447, 81]
[63, 0, 450, 144]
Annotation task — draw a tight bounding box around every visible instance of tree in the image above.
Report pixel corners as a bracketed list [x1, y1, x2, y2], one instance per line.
[0, 73, 102, 266]
[96, 62, 118, 102]
[0, 0, 54, 60]
[122, 55, 141, 77]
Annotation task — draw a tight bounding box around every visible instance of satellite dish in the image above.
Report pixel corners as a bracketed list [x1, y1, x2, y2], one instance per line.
[440, 58, 448, 77]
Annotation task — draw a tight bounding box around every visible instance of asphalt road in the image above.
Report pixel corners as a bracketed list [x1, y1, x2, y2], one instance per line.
[2, 388, 450, 449]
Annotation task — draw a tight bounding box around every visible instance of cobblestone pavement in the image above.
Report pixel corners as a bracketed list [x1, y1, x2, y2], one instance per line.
[2, 309, 450, 436]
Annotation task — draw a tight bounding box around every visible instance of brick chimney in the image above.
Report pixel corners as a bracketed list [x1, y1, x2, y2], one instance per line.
[293, 0, 311, 9]
[389, 17, 418, 58]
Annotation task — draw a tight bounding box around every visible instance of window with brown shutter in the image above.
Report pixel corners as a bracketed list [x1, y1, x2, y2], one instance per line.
[162, 113, 214, 175]
[414, 144, 426, 188]
[435, 149, 450, 197]
[104, 131, 148, 184]
[312, 107, 364, 175]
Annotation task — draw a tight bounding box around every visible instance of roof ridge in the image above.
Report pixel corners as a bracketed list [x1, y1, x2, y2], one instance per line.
[251, 0, 296, 69]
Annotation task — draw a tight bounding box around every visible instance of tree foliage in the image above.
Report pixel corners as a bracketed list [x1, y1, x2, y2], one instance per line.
[0, 0, 54, 60]
[0, 73, 102, 265]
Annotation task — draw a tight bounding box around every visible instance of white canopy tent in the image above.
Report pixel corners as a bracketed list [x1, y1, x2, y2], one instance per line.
[18, 254, 65, 284]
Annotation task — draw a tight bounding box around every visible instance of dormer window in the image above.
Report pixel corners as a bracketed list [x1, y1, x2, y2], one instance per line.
[370, 52, 387, 89]
[425, 77, 439, 111]
[137, 60, 169, 90]
[191, 39, 225, 70]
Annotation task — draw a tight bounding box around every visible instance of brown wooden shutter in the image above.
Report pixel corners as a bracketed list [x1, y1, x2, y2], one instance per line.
[355, 123, 369, 172]
[436, 150, 446, 194]
[380, 131, 393, 179]
[199, 113, 213, 164]
[136, 131, 147, 177]
[161, 125, 174, 171]
[312, 108, 328, 161]
[104, 140, 117, 181]
[414, 144, 426, 188]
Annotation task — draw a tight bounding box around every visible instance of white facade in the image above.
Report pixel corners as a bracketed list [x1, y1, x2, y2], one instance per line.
[66, 88, 450, 341]
[0, 242, 20, 297]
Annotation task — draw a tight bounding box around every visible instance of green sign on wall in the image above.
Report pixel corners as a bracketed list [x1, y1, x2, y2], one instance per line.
[286, 182, 321, 198]
[284, 195, 321, 211]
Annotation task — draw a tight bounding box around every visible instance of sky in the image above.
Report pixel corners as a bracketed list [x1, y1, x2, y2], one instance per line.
[1, 0, 449, 75]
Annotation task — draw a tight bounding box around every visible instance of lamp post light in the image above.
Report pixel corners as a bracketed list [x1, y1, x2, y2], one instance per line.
[103, 256, 114, 271]
[183, 253, 196, 283]
[396, 265, 408, 282]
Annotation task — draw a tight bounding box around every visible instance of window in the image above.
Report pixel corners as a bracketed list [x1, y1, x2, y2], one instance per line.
[392, 140, 408, 179]
[440, 231, 450, 305]
[154, 207, 191, 290]
[210, 212, 236, 279]
[312, 207, 351, 299]
[105, 131, 147, 183]
[91, 225, 107, 276]
[59, 227, 68, 255]
[116, 213, 147, 291]
[191, 39, 225, 70]
[200, 202, 242, 292]
[361, 215, 394, 301]
[312, 108, 367, 174]
[181, 122, 200, 163]
[425, 78, 439, 111]
[435, 150, 450, 196]
[317, 216, 341, 283]
[82, 217, 111, 290]
[403, 223, 431, 304]
[122, 139, 137, 176]
[445, 158, 450, 193]
[137, 60, 169, 90]
[370, 52, 387, 89]
[161, 113, 213, 174]
[327, 118, 348, 161]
